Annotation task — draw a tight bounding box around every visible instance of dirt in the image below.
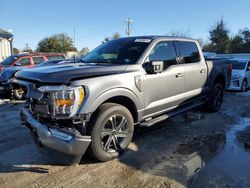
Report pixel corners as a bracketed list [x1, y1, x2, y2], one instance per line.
[1, 91, 250, 188]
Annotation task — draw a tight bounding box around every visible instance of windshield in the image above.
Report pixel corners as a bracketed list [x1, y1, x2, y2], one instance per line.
[81, 38, 150, 64]
[0, 55, 18, 66]
[232, 61, 247, 70]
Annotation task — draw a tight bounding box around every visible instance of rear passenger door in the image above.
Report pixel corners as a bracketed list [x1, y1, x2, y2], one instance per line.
[176, 41, 207, 101]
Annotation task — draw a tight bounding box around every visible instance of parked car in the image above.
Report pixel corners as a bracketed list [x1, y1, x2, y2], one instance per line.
[228, 59, 250, 92]
[16, 36, 232, 163]
[0, 53, 66, 72]
[0, 59, 71, 99]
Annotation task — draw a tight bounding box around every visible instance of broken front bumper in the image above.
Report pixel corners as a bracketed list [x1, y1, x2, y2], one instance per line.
[20, 108, 91, 162]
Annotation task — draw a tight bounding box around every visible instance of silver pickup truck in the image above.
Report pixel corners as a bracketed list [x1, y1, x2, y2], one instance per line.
[15, 36, 232, 163]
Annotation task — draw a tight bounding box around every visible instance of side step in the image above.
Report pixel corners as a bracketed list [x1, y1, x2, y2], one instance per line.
[140, 101, 204, 127]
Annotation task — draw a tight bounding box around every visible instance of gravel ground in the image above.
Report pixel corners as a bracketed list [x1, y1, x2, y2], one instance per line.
[0, 91, 250, 188]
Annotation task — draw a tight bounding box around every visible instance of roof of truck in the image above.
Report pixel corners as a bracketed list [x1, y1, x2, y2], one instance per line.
[121, 35, 195, 41]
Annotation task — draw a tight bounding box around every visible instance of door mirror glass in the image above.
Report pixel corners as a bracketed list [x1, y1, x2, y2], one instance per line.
[143, 61, 164, 74]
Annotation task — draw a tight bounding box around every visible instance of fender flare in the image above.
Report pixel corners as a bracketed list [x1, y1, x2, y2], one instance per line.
[79, 88, 142, 114]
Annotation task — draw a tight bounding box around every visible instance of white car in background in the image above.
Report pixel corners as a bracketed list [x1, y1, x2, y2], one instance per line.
[228, 59, 250, 92]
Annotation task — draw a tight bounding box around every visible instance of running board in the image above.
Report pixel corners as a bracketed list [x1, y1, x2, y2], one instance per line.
[140, 101, 204, 127]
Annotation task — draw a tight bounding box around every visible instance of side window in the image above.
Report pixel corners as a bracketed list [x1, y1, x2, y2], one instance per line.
[178, 41, 200, 63]
[47, 55, 65, 60]
[33, 56, 44, 65]
[17, 57, 31, 66]
[148, 41, 177, 69]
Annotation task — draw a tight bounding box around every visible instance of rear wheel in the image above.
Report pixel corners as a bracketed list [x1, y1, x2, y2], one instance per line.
[241, 79, 247, 92]
[204, 82, 224, 112]
[89, 103, 134, 161]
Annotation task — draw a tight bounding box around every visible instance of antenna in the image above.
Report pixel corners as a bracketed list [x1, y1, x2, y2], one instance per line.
[125, 18, 133, 37]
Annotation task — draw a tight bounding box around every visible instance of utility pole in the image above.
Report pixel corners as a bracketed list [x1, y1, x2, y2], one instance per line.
[25, 43, 30, 51]
[125, 18, 133, 37]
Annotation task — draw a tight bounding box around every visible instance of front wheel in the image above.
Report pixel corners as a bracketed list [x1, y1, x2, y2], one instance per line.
[89, 103, 134, 161]
[13, 86, 26, 100]
[204, 82, 224, 112]
[241, 79, 247, 92]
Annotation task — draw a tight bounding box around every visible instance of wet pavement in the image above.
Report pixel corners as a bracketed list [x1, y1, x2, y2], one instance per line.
[189, 118, 250, 187]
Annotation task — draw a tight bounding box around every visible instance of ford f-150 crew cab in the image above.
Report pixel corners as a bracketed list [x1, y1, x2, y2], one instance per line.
[15, 36, 232, 163]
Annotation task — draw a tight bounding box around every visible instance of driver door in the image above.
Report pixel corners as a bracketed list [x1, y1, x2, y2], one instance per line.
[143, 40, 185, 118]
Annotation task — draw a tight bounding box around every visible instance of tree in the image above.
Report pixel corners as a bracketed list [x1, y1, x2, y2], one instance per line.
[203, 43, 217, 52]
[23, 48, 33, 53]
[239, 27, 250, 43]
[209, 19, 230, 53]
[80, 47, 89, 56]
[102, 36, 110, 43]
[112, 32, 121, 39]
[36, 33, 76, 53]
[170, 30, 191, 38]
[228, 35, 244, 53]
[102, 32, 121, 43]
[13, 48, 19, 54]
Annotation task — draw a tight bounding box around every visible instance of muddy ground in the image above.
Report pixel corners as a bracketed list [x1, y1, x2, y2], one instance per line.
[1, 91, 250, 188]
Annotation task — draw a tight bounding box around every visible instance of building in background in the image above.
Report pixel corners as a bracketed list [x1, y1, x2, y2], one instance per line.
[0, 28, 14, 62]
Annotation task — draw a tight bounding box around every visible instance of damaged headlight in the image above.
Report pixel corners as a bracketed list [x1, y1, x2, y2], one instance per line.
[38, 85, 85, 117]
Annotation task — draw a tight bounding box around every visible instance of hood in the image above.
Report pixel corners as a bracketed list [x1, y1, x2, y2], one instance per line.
[0, 67, 24, 82]
[16, 63, 128, 83]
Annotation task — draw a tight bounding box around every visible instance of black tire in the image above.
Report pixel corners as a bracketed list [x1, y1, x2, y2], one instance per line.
[88, 103, 134, 162]
[241, 79, 247, 92]
[13, 86, 25, 100]
[204, 82, 224, 112]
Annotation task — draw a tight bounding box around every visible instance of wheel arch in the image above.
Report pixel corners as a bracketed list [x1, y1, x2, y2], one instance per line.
[213, 74, 226, 89]
[81, 88, 141, 123]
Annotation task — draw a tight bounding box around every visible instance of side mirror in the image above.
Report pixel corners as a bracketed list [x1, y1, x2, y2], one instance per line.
[143, 61, 164, 74]
[247, 67, 250, 71]
[14, 62, 21, 66]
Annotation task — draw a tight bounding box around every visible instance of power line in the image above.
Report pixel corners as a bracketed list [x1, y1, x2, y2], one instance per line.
[125, 18, 133, 37]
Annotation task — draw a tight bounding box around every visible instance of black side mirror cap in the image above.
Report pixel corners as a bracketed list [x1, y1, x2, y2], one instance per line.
[143, 61, 164, 74]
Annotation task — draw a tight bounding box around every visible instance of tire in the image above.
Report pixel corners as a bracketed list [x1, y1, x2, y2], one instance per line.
[204, 82, 224, 112]
[241, 79, 247, 92]
[13, 86, 25, 100]
[88, 103, 134, 162]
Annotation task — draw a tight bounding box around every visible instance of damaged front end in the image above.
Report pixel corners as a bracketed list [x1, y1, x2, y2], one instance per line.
[16, 79, 92, 163]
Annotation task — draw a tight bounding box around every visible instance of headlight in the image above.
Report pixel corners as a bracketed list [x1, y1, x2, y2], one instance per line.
[38, 85, 85, 117]
[232, 75, 241, 79]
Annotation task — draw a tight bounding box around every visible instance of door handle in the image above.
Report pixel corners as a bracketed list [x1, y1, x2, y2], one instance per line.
[176, 73, 184, 78]
[200, 69, 206, 74]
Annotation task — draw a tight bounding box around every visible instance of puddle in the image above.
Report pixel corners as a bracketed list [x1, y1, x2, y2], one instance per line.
[184, 118, 250, 187]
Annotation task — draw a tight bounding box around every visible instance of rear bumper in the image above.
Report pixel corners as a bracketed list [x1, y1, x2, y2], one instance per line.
[20, 108, 91, 161]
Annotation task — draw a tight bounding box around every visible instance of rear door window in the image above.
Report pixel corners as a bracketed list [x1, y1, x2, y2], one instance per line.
[33, 56, 45, 65]
[17, 57, 31, 66]
[46, 55, 65, 60]
[178, 41, 200, 63]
